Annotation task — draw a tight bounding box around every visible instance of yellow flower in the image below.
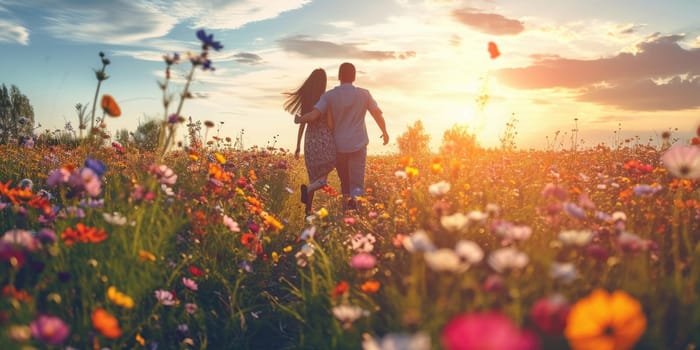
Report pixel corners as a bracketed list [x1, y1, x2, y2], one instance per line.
[565, 289, 646, 350]
[271, 251, 280, 263]
[189, 154, 199, 161]
[262, 212, 284, 231]
[214, 152, 226, 164]
[107, 286, 135, 309]
[283, 245, 293, 253]
[317, 207, 329, 219]
[135, 333, 145, 346]
[138, 250, 156, 262]
[405, 166, 419, 178]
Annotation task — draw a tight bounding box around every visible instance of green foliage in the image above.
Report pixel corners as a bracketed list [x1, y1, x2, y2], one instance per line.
[133, 119, 161, 151]
[0, 84, 35, 143]
[397, 120, 431, 155]
[439, 123, 479, 158]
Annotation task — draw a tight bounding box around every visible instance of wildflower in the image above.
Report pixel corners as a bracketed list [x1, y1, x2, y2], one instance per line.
[488, 41, 500, 59]
[362, 332, 430, 350]
[185, 303, 198, 315]
[283, 245, 293, 253]
[424, 248, 461, 272]
[61, 223, 108, 246]
[100, 94, 121, 117]
[440, 212, 469, 232]
[565, 289, 646, 350]
[223, 215, 240, 232]
[429, 180, 451, 197]
[196, 29, 223, 51]
[550, 262, 578, 283]
[295, 243, 314, 267]
[1, 229, 39, 251]
[394, 170, 407, 179]
[92, 308, 122, 339]
[155, 290, 176, 306]
[182, 277, 198, 291]
[661, 145, 700, 179]
[405, 166, 419, 177]
[103, 211, 128, 226]
[150, 164, 177, 185]
[558, 229, 593, 247]
[361, 280, 381, 294]
[189, 265, 203, 276]
[617, 231, 654, 253]
[136, 333, 146, 346]
[482, 274, 505, 292]
[350, 233, 376, 253]
[455, 240, 484, 265]
[350, 253, 377, 270]
[332, 304, 365, 329]
[487, 247, 529, 273]
[332, 281, 350, 297]
[402, 230, 436, 253]
[107, 286, 135, 309]
[632, 184, 661, 196]
[8, 325, 31, 342]
[530, 294, 571, 335]
[441, 311, 539, 350]
[30, 315, 70, 345]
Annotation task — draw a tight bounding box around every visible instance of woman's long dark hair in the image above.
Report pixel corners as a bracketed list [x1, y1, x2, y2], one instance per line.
[283, 68, 327, 116]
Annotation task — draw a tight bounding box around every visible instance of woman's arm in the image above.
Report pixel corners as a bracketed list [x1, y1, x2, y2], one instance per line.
[295, 122, 305, 159]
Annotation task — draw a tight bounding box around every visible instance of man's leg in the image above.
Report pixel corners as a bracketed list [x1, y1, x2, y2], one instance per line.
[347, 146, 367, 199]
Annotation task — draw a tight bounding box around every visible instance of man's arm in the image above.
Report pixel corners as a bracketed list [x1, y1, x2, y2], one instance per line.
[294, 109, 321, 124]
[369, 107, 389, 145]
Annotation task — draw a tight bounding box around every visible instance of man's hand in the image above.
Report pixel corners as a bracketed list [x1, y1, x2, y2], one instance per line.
[381, 132, 389, 145]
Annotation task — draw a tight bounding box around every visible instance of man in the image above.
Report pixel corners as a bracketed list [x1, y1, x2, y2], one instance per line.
[295, 62, 389, 208]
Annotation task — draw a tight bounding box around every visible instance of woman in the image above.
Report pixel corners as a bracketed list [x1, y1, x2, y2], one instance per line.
[284, 68, 336, 215]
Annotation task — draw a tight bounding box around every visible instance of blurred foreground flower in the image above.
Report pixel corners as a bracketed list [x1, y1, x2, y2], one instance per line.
[565, 289, 646, 350]
[661, 145, 700, 179]
[92, 308, 122, 339]
[441, 311, 539, 350]
[363, 331, 430, 350]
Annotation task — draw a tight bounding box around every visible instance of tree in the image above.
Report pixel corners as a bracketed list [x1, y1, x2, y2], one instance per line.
[397, 120, 431, 155]
[440, 123, 479, 158]
[0, 84, 35, 143]
[133, 119, 161, 151]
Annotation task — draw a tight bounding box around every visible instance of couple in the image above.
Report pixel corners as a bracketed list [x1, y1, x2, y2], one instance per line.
[284, 62, 389, 215]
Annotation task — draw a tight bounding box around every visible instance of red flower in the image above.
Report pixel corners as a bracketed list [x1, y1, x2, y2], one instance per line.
[61, 223, 108, 246]
[332, 281, 349, 297]
[189, 265, 203, 277]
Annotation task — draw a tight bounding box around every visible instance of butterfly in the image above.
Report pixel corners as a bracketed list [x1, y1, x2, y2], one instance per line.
[488, 41, 501, 59]
[101, 94, 121, 117]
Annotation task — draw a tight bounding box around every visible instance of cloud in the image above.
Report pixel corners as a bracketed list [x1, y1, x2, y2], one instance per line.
[233, 52, 263, 65]
[168, 0, 311, 29]
[496, 34, 700, 110]
[278, 35, 416, 60]
[43, 1, 177, 44]
[0, 19, 28, 44]
[451, 7, 524, 35]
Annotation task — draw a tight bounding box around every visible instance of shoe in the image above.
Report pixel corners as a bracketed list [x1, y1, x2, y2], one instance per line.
[300, 184, 308, 204]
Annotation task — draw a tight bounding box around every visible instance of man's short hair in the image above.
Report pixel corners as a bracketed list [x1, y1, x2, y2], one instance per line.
[339, 62, 356, 83]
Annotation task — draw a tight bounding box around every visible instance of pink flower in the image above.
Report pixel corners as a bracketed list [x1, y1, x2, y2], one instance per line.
[155, 290, 176, 306]
[661, 145, 700, 179]
[441, 311, 540, 350]
[182, 277, 198, 291]
[530, 294, 571, 335]
[349, 253, 377, 270]
[30, 315, 70, 345]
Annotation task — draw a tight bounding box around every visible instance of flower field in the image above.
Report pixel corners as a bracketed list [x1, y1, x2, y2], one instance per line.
[1, 130, 700, 349]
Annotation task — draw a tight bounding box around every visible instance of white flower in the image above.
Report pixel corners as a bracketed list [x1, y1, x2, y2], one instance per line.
[362, 332, 431, 350]
[661, 145, 700, 179]
[558, 230, 593, 246]
[611, 211, 627, 222]
[103, 212, 128, 226]
[424, 248, 461, 272]
[222, 215, 240, 232]
[332, 304, 365, 329]
[455, 240, 484, 264]
[402, 230, 435, 253]
[440, 212, 468, 232]
[488, 247, 529, 273]
[428, 181, 450, 197]
[394, 170, 407, 179]
[550, 262, 577, 283]
[466, 210, 488, 224]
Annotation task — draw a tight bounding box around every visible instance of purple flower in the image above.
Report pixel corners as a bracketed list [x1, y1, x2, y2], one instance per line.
[196, 29, 223, 51]
[441, 311, 539, 350]
[562, 202, 586, 220]
[30, 315, 70, 345]
[168, 113, 180, 123]
[349, 253, 377, 270]
[37, 228, 57, 243]
[84, 158, 107, 177]
[633, 184, 661, 196]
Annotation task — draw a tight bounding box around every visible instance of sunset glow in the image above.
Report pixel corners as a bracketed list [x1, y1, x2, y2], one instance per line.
[1, 0, 698, 153]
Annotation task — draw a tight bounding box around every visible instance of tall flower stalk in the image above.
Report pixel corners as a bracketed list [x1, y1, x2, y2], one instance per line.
[90, 52, 110, 133]
[157, 29, 222, 159]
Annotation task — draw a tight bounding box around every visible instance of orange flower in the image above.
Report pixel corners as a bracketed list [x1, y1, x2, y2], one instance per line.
[240, 233, 257, 249]
[61, 223, 108, 246]
[0, 180, 33, 204]
[360, 280, 380, 294]
[565, 289, 646, 350]
[92, 308, 122, 339]
[100, 94, 121, 117]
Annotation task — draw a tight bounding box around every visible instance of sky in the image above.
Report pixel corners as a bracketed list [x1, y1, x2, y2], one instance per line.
[1, 0, 699, 154]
